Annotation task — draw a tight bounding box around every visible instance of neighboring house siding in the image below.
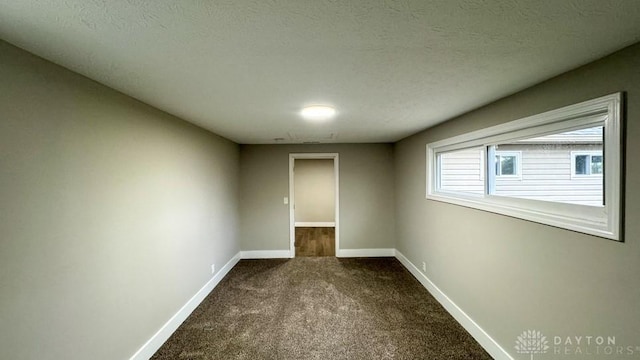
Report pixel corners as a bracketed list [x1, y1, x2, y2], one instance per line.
[439, 144, 603, 206]
[495, 144, 602, 206]
[439, 148, 484, 194]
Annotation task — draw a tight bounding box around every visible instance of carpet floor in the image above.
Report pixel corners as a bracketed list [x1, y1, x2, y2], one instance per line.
[151, 257, 492, 360]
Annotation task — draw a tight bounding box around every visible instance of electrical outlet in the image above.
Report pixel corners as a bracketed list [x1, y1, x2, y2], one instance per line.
[211, 264, 215, 274]
[422, 262, 426, 272]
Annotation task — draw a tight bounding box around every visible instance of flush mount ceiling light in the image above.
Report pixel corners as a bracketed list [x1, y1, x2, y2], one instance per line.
[300, 105, 336, 121]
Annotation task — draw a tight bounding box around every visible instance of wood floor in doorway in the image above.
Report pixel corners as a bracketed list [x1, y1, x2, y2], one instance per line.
[295, 227, 335, 257]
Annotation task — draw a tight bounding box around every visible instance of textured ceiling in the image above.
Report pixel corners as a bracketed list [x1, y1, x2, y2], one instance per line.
[1, 1, 640, 143]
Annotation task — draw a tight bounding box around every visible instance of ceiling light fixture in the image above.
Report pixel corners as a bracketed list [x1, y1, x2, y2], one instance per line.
[300, 105, 336, 121]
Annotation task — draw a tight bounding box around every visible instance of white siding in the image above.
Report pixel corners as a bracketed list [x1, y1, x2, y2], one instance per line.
[494, 144, 602, 206]
[439, 144, 603, 206]
[439, 148, 484, 194]
[522, 126, 603, 144]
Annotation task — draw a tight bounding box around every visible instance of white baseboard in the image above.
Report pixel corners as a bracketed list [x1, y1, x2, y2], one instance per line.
[294, 222, 336, 227]
[129, 252, 241, 360]
[240, 250, 291, 259]
[394, 251, 513, 360]
[337, 248, 396, 258]
[241, 249, 395, 259]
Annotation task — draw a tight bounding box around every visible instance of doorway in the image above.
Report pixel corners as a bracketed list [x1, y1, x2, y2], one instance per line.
[289, 153, 339, 257]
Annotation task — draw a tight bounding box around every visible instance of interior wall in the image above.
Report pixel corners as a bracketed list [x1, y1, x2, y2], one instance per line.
[294, 159, 335, 223]
[0, 40, 240, 360]
[394, 42, 640, 358]
[240, 144, 395, 251]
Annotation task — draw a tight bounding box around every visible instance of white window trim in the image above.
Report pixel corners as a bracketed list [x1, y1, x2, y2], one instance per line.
[479, 150, 485, 181]
[426, 93, 623, 241]
[494, 150, 522, 179]
[571, 150, 604, 178]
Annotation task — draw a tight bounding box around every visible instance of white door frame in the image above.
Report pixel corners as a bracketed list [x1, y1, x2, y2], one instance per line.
[289, 153, 339, 258]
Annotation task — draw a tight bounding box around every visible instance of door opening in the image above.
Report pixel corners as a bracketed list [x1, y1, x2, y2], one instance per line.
[289, 153, 339, 257]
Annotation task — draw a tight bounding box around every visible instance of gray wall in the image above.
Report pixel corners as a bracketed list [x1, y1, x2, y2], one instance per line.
[294, 159, 335, 223]
[394, 43, 640, 358]
[0, 41, 240, 360]
[240, 144, 395, 251]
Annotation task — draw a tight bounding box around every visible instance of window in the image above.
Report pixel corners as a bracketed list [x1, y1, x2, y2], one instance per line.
[572, 151, 603, 176]
[494, 151, 521, 178]
[426, 93, 623, 241]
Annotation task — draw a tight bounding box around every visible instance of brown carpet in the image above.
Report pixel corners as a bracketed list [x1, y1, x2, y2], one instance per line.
[151, 257, 492, 360]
